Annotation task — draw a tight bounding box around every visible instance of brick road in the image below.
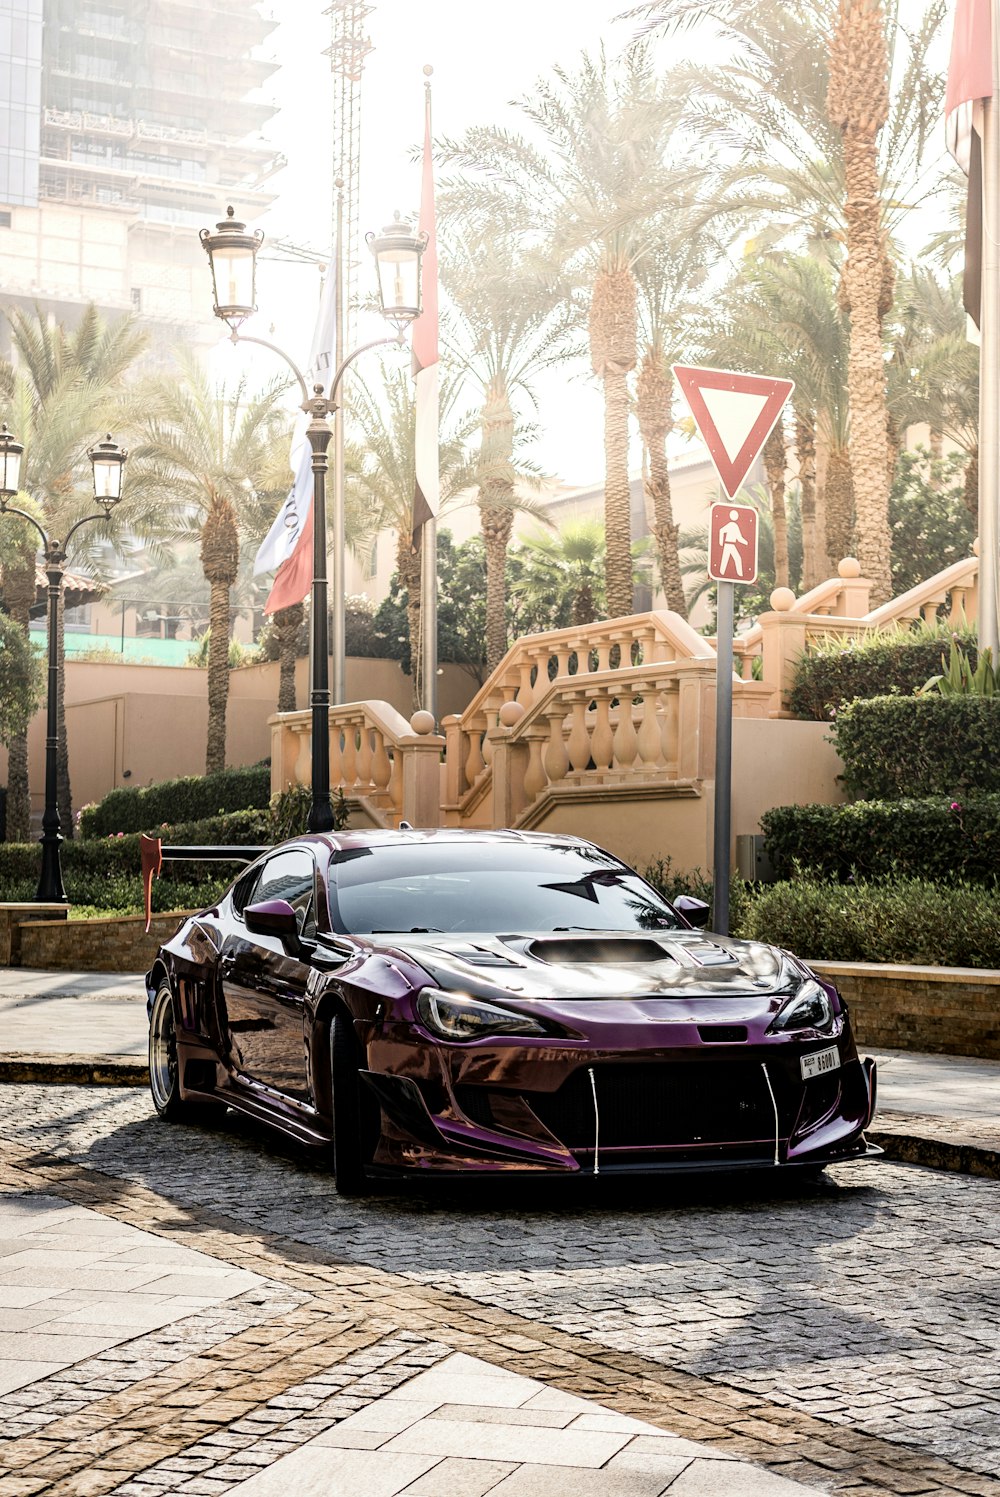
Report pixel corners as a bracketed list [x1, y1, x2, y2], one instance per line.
[1, 1084, 998, 1496]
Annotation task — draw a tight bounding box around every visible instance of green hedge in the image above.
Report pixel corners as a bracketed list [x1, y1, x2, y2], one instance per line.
[0, 810, 273, 912]
[789, 627, 977, 722]
[79, 764, 271, 838]
[761, 795, 1000, 886]
[742, 877, 1000, 968]
[831, 695, 1000, 799]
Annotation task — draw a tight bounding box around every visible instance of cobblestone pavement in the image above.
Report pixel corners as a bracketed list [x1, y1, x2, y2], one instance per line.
[1, 1084, 998, 1497]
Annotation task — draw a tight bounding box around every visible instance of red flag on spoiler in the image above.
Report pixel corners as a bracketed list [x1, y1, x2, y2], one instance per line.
[946, 0, 994, 325]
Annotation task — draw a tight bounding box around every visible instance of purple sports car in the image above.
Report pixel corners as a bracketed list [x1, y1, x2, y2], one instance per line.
[146, 828, 879, 1194]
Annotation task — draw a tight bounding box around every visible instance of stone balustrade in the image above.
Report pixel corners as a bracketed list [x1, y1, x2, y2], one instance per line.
[269, 699, 443, 829]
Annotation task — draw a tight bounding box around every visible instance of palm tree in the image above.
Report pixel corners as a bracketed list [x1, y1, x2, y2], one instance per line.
[632, 212, 736, 615]
[438, 45, 692, 618]
[126, 352, 292, 773]
[510, 520, 609, 627]
[705, 251, 850, 587]
[439, 215, 571, 671]
[346, 360, 475, 705]
[628, 0, 947, 602]
[0, 304, 148, 834]
[827, 0, 894, 602]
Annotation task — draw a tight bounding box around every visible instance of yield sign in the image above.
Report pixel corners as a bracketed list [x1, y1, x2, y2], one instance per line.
[673, 364, 794, 499]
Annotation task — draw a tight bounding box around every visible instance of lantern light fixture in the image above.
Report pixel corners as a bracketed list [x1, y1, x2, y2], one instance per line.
[366, 212, 428, 329]
[199, 206, 264, 331]
[0, 423, 24, 506]
[88, 433, 128, 508]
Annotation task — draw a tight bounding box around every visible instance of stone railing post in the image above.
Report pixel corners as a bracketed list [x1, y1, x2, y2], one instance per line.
[758, 588, 808, 718]
[674, 661, 716, 781]
[441, 713, 463, 806]
[487, 701, 528, 827]
[400, 711, 446, 828]
[831, 557, 872, 616]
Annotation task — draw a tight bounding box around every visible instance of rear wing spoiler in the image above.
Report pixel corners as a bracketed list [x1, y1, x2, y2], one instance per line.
[140, 834, 271, 932]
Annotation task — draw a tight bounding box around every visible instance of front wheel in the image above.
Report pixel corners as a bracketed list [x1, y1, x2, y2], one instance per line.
[330, 1013, 374, 1196]
[148, 982, 215, 1124]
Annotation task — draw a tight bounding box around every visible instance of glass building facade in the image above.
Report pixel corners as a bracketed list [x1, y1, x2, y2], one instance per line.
[0, 0, 43, 207]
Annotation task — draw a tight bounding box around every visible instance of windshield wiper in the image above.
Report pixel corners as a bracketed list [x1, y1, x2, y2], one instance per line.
[370, 926, 444, 934]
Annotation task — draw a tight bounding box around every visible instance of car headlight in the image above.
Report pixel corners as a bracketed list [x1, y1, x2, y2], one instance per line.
[767, 979, 836, 1035]
[416, 987, 546, 1042]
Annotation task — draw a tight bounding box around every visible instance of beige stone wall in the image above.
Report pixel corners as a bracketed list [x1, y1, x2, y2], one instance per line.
[813, 961, 1000, 1059]
[731, 720, 846, 839]
[0, 656, 478, 819]
[18, 911, 191, 974]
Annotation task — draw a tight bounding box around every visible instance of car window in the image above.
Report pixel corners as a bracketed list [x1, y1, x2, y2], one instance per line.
[250, 848, 317, 941]
[328, 843, 679, 935]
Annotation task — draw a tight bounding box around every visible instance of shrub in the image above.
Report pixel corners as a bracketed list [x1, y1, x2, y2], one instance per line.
[761, 795, 1000, 886]
[79, 764, 271, 838]
[742, 877, 1000, 968]
[831, 695, 1000, 799]
[788, 625, 978, 722]
[268, 784, 348, 841]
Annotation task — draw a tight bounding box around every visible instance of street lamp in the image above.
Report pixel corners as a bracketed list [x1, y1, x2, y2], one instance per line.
[0, 430, 128, 903]
[367, 213, 428, 330]
[199, 205, 426, 834]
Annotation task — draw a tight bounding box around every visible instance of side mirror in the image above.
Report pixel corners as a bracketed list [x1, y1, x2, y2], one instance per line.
[245, 898, 299, 942]
[674, 895, 710, 928]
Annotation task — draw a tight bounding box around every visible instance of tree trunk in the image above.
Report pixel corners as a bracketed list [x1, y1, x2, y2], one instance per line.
[396, 530, 423, 709]
[590, 267, 637, 621]
[636, 346, 685, 615]
[56, 587, 72, 837]
[205, 580, 231, 775]
[828, 0, 894, 605]
[274, 603, 303, 713]
[2, 551, 36, 841]
[603, 367, 634, 617]
[964, 446, 979, 520]
[825, 444, 855, 565]
[478, 376, 516, 673]
[763, 424, 789, 589]
[481, 506, 513, 674]
[200, 491, 240, 776]
[796, 412, 820, 589]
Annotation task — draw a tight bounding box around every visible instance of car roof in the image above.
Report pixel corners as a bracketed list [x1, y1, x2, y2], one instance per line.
[303, 827, 599, 855]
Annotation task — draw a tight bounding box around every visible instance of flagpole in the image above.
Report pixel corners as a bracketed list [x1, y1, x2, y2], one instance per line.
[332, 179, 347, 704]
[421, 66, 438, 723]
[980, 0, 1000, 660]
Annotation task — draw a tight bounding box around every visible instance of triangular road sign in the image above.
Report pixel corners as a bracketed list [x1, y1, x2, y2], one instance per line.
[673, 364, 794, 499]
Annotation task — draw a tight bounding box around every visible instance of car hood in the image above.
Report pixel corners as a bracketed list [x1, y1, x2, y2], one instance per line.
[378, 930, 802, 1003]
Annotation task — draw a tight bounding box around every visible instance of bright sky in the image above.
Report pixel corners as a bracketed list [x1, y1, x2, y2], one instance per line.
[212, 0, 950, 489]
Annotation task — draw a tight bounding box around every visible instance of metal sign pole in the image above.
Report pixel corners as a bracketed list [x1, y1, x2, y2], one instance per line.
[713, 579, 735, 936]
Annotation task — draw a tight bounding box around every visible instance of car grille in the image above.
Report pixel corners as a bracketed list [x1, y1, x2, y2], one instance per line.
[527, 1061, 779, 1150]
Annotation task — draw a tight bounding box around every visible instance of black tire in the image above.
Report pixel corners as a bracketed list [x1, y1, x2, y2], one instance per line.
[330, 1013, 374, 1196]
[147, 982, 217, 1125]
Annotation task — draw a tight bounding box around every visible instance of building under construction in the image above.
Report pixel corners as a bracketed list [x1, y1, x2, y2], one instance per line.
[0, 0, 283, 352]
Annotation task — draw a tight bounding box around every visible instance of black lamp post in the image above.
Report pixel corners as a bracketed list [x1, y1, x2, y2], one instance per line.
[199, 207, 427, 835]
[0, 428, 127, 903]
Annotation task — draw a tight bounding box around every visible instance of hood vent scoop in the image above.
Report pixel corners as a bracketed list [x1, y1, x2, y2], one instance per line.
[528, 937, 675, 966]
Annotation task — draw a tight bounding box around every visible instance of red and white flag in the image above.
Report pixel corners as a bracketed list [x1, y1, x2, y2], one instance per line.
[255, 268, 337, 613]
[412, 88, 439, 541]
[946, 0, 994, 325]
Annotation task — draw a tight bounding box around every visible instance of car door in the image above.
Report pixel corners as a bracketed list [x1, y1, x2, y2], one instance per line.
[220, 847, 317, 1103]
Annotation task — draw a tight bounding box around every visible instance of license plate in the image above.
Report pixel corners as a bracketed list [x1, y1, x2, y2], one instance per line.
[800, 1045, 840, 1081]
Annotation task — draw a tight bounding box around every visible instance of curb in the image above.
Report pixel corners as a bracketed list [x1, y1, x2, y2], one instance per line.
[0, 1054, 147, 1086]
[870, 1124, 1000, 1182]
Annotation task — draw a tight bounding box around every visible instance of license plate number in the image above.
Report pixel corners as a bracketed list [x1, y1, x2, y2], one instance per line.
[800, 1045, 840, 1081]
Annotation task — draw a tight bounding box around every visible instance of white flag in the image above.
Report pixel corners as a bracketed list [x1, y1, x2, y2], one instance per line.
[253, 268, 337, 577]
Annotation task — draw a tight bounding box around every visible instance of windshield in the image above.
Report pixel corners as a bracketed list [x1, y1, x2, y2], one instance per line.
[328, 842, 680, 935]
